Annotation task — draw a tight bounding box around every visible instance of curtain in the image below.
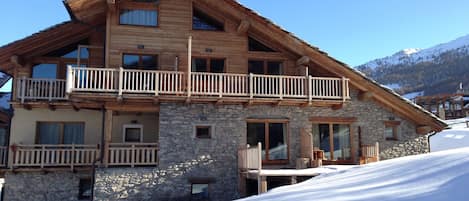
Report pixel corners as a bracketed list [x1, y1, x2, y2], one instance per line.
[64, 123, 85, 144]
[38, 123, 60, 144]
[120, 9, 157, 26]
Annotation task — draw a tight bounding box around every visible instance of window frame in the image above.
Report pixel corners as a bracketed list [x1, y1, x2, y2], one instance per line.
[35, 122, 85, 144]
[246, 119, 290, 165]
[122, 124, 144, 143]
[191, 57, 226, 73]
[192, 6, 225, 32]
[195, 125, 212, 139]
[384, 121, 400, 141]
[118, 1, 159, 27]
[310, 117, 356, 163]
[248, 60, 284, 75]
[122, 53, 159, 70]
[191, 182, 210, 199]
[31, 63, 59, 79]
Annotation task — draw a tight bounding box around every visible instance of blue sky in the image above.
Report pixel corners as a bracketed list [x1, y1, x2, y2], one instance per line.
[1, 1, 469, 91]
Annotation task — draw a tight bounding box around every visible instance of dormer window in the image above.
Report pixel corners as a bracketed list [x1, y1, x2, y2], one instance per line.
[192, 8, 224, 31]
[120, 9, 158, 27]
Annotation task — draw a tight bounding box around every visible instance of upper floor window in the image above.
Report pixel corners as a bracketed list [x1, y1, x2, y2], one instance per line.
[248, 37, 276, 52]
[123, 54, 158, 70]
[248, 60, 283, 75]
[192, 58, 225, 73]
[193, 8, 224, 31]
[120, 9, 158, 27]
[32, 64, 58, 79]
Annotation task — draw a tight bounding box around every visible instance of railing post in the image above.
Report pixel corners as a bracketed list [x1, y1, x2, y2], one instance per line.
[249, 73, 254, 99]
[66, 65, 73, 95]
[155, 72, 159, 96]
[342, 77, 347, 102]
[308, 76, 313, 103]
[48, 80, 53, 101]
[40, 145, 45, 169]
[131, 144, 135, 168]
[279, 77, 283, 100]
[375, 142, 380, 161]
[20, 77, 26, 104]
[118, 67, 124, 97]
[218, 73, 223, 98]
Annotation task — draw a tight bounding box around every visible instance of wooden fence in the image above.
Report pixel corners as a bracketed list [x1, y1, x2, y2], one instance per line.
[108, 143, 159, 167]
[238, 142, 262, 171]
[17, 78, 67, 103]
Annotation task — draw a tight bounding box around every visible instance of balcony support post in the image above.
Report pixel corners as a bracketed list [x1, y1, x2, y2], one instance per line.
[249, 73, 254, 99]
[118, 67, 124, 97]
[342, 77, 347, 102]
[187, 36, 192, 98]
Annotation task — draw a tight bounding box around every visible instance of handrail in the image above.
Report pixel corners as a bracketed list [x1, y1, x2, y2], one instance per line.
[17, 78, 67, 103]
[108, 143, 158, 167]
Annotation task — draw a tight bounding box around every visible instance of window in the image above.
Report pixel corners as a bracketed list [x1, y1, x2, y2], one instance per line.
[36, 122, 85, 144]
[247, 120, 288, 162]
[123, 124, 143, 143]
[384, 121, 400, 141]
[192, 58, 225, 73]
[32, 64, 58, 79]
[248, 37, 276, 52]
[248, 60, 283, 75]
[123, 54, 158, 70]
[120, 9, 158, 26]
[191, 183, 209, 200]
[195, 126, 211, 139]
[193, 8, 224, 31]
[312, 123, 352, 161]
[78, 178, 92, 200]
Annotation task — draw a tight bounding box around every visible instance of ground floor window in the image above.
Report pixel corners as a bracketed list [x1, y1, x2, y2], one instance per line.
[191, 183, 209, 200]
[123, 124, 143, 143]
[384, 121, 400, 141]
[247, 120, 288, 163]
[36, 122, 85, 144]
[312, 122, 352, 161]
[78, 178, 92, 200]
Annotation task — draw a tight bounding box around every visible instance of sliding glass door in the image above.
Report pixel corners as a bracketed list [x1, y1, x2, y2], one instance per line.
[247, 120, 288, 163]
[312, 123, 352, 161]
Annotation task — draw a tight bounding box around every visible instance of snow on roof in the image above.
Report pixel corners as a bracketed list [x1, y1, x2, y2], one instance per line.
[238, 148, 469, 201]
[430, 117, 469, 152]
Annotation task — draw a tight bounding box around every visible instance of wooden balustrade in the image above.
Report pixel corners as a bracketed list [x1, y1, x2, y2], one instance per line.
[17, 78, 67, 103]
[0, 146, 7, 167]
[238, 142, 262, 171]
[360, 142, 380, 164]
[12, 144, 99, 169]
[108, 143, 158, 167]
[65, 67, 351, 101]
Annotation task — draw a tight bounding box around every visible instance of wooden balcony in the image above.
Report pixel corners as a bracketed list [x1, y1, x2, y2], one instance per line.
[17, 78, 67, 103]
[11, 144, 99, 170]
[65, 67, 351, 102]
[108, 143, 159, 167]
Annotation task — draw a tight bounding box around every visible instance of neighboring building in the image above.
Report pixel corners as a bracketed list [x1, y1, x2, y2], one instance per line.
[0, 0, 446, 200]
[415, 94, 469, 120]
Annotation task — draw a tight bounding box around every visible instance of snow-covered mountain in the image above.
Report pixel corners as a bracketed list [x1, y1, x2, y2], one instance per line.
[356, 34, 469, 96]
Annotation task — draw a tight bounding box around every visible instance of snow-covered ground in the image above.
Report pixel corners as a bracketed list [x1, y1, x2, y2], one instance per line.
[237, 148, 469, 201]
[430, 117, 469, 152]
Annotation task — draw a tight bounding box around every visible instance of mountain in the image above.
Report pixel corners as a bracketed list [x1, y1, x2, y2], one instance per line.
[356, 34, 469, 98]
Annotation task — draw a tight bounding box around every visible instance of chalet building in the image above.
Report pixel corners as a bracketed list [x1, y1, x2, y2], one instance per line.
[415, 94, 469, 120]
[0, 0, 446, 200]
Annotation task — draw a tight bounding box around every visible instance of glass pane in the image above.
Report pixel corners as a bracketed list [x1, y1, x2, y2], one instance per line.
[193, 9, 224, 31]
[210, 59, 225, 73]
[192, 59, 208, 72]
[62, 48, 89, 59]
[63, 123, 85, 144]
[248, 37, 275, 52]
[268, 123, 287, 160]
[120, 9, 158, 26]
[38, 123, 60, 144]
[32, 64, 57, 79]
[317, 124, 331, 160]
[192, 184, 209, 198]
[333, 124, 351, 160]
[123, 54, 140, 69]
[196, 127, 211, 138]
[267, 62, 282, 75]
[248, 60, 264, 74]
[385, 126, 394, 139]
[125, 128, 141, 142]
[247, 123, 266, 160]
[142, 55, 158, 70]
[0, 128, 6, 146]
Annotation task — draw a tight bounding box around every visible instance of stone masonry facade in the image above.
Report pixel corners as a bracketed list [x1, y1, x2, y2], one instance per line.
[92, 89, 430, 201]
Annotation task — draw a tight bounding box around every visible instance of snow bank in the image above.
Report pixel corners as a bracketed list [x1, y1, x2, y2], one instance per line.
[237, 148, 469, 201]
[430, 117, 469, 152]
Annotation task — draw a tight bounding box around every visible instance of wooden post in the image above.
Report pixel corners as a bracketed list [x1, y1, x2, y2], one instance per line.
[66, 65, 73, 95]
[20, 77, 26, 104]
[71, 144, 75, 171]
[249, 73, 254, 99]
[48, 80, 53, 101]
[218, 73, 223, 98]
[291, 176, 297, 184]
[258, 176, 267, 194]
[118, 67, 123, 97]
[131, 144, 135, 168]
[155, 72, 159, 96]
[375, 142, 380, 162]
[40, 145, 45, 169]
[342, 77, 347, 102]
[279, 77, 283, 100]
[187, 36, 192, 97]
[308, 75, 312, 103]
[103, 110, 113, 167]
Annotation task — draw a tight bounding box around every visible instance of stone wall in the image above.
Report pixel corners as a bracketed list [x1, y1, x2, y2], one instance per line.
[3, 171, 91, 201]
[93, 89, 430, 200]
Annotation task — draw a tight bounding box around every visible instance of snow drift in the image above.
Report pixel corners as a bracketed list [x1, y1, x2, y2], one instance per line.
[238, 148, 469, 201]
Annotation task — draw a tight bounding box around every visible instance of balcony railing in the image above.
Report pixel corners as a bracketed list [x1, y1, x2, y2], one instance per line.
[11, 144, 99, 169]
[108, 143, 158, 167]
[66, 67, 350, 101]
[17, 78, 67, 103]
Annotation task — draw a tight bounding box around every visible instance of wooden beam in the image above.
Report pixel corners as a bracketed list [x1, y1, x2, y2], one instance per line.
[416, 126, 432, 135]
[310, 117, 357, 123]
[331, 104, 343, 110]
[10, 55, 24, 67]
[237, 20, 250, 35]
[48, 104, 56, 111]
[358, 91, 374, 101]
[296, 56, 311, 67]
[103, 109, 113, 167]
